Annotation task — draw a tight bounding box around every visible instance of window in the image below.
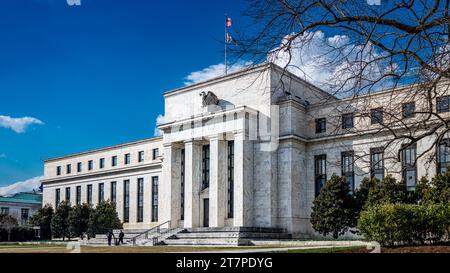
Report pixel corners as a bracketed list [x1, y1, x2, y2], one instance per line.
[227, 141, 235, 218]
[137, 178, 144, 223]
[88, 160, 93, 171]
[1, 207, 9, 215]
[315, 118, 326, 133]
[370, 148, 384, 181]
[56, 166, 61, 176]
[180, 149, 185, 220]
[21, 209, 29, 226]
[65, 187, 71, 204]
[152, 148, 159, 160]
[66, 164, 71, 174]
[138, 151, 145, 163]
[342, 113, 354, 129]
[87, 184, 92, 205]
[341, 151, 355, 194]
[77, 162, 82, 173]
[314, 155, 327, 196]
[112, 156, 118, 167]
[124, 154, 131, 165]
[401, 144, 417, 191]
[437, 139, 450, 174]
[55, 189, 60, 207]
[402, 102, 415, 118]
[99, 158, 105, 169]
[151, 177, 159, 222]
[98, 183, 104, 203]
[76, 186, 81, 205]
[437, 95, 450, 113]
[371, 108, 383, 124]
[111, 181, 117, 203]
[202, 145, 210, 190]
[123, 180, 130, 223]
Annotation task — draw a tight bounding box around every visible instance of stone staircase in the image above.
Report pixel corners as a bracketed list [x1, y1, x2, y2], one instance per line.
[161, 227, 292, 246]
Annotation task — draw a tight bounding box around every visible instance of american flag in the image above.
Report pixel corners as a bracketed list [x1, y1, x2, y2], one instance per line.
[226, 17, 232, 28]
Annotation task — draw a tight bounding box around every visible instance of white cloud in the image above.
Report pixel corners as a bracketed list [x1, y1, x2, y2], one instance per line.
[184, 61, 253, 86]
[0, 115, 44, 133]
[153, 114, 165, 137]
[0, 154, 6, 159]
[268, 31, 397, 96]
[0, 176, 43, 196]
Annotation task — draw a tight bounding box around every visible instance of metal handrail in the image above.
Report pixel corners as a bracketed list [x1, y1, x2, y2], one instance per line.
[130, 220, 171, 246]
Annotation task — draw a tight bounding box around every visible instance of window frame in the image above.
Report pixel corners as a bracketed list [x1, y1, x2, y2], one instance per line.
[370, 108, 384, 124]
[437, 95, 450, 113]
[401, 143, 417, 191]
[201, 145, 210, 190]
[315, 118, 326, 134]
[370, 147, 385, 181]
[341, 151, 355, 194]
[151, 176, 159, 222]
[342, 113, 354, 129]
[137, 178, 144, 223]
[402, 102, 416, 118]
[314, 154, 327, 196]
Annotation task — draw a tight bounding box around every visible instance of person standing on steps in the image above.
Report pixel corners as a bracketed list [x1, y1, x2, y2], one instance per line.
[107, 231, 113, 246]
[118, 230, 124, 245]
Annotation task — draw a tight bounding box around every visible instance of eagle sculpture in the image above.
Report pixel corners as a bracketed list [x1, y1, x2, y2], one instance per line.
[199, 91, 219, 107]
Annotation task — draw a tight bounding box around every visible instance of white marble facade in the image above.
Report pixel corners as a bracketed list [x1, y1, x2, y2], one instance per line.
[41, 63, 449, 237]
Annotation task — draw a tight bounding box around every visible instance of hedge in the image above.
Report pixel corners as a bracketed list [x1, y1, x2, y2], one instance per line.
[0, 227, 36, 242]
[358, 203, 450, 246]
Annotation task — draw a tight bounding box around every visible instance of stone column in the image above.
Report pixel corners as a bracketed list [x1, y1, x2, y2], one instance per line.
[184, 140, 202, 228]
[233, 131, 254, 227]
[160, 143, 181, 228]
[209, 136, 227, 227]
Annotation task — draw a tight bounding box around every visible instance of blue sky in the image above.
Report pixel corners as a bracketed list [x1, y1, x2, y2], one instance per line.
[0, 0, 249, 186]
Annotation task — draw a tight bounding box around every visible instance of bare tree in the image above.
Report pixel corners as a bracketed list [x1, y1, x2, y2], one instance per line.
[232, 0, 450, 176]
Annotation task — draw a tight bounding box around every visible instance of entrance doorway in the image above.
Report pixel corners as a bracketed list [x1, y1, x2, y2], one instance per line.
[203, 199, 209, 227]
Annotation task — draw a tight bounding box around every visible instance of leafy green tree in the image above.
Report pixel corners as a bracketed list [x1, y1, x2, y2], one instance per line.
[354, 177, 378, 215]
[87, 201, 122, 236]
[366, 175, 408, 207]
[68, 203, 92, 238]
[311, 174, 356, 239]
[421, 172, 450, 204]
[51, 201, 72, 241]
[29, 204, 54, 240]
[0, 214, 18, 241]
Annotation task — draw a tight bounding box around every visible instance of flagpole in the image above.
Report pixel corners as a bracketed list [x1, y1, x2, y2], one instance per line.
[225, 14, 228, 75]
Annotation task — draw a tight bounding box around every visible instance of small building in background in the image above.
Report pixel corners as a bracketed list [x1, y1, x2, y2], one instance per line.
[0, 192, 42, 226]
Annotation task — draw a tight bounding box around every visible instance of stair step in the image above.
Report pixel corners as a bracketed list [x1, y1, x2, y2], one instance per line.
[163, 238, 251, 246]
[176, 232, 291, 239]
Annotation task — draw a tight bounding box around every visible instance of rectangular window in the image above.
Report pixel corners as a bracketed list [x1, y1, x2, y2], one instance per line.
[76, 186, 81, 205]
[137, 178, 144, 223]
[314, 155, 327, 196]
[227, 141, 235, 218]
[180, 149, 185, 221]
[1, 207, 9, 215]
[87, 184, 92, 205]
[401, 144, 417, 191]
[55, 189, 60, 207]
[437, 95, 450, 113]
[370, 148, 384, 181]
[98, 183, 104, 203]
[110, 181, 117, 203]
[123, 180, 130, 223]
[202, 145, 210, 190]
[152, 148, 159, 160]
[88, 160, 93, 171]
[371, 108, 383, 124]
[342, 113, 354, 129]
[65, 187, 71, 204]
[437, 139, 450, 174]
[124, 154, 131, 165]
[77, 162, 82, 173]
[151, 177, 159, 222]
[21, 208, 29, 226]
[315, 118, 326, 133]
[341, 151, 355, 194]
[138, 151, 145, 163]
[402, 102, 415, 118]
[56, 166, 61, 176]
[66, 164, 71, 174]
[99, 158, 105, 169]
[112, 156, 117, 167]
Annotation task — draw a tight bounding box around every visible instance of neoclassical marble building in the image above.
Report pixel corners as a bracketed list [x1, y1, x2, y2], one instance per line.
[41, 63, 449, 238]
